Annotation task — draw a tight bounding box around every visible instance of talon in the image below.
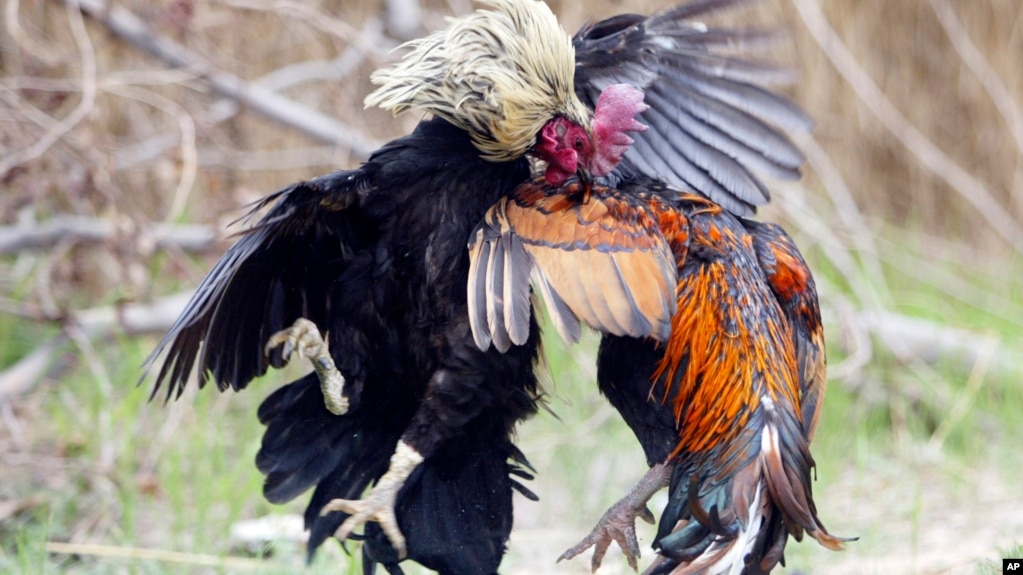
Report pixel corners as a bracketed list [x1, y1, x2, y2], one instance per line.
[320, 441, 424, 558]
[558, 503, 639, 572]
[560, 463, 672, 571]
[638, 506, 655, 525]
[264, 318, 348, 415]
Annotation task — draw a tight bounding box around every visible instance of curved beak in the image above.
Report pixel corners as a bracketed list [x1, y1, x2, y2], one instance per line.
[576, 164, 593, 185]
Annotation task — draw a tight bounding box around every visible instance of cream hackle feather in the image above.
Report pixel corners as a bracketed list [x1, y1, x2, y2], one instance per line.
[365, 0, 592, 162]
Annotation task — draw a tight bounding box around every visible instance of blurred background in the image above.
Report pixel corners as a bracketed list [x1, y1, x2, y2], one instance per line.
[1, 0, 1021, 573]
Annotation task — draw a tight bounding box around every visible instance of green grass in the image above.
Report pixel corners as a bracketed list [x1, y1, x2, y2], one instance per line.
[2, 249, 1021, 574]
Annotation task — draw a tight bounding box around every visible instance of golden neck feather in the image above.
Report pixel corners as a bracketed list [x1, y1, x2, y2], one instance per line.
[365, 0, 591, 161]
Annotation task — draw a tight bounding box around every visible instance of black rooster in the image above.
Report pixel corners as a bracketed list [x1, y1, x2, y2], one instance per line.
[143, 0, 666, 573]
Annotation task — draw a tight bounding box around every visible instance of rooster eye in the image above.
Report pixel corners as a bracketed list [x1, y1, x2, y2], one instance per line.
[574, 137, 584, 149]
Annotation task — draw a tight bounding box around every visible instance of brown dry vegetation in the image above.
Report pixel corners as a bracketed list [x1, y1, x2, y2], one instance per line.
[1, 1, 1021, 574]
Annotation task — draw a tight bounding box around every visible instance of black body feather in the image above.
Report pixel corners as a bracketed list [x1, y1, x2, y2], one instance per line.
[145, 119, 542, 574]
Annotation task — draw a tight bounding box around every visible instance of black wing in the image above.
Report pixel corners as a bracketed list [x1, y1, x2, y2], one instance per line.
[573, 0, 814, 216]
[143, 169, 369, 400]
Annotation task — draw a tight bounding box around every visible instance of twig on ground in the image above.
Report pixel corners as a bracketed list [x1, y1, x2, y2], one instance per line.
[44, 541, 271, 571]
[0, 293, 193, 400]
[841, 308, 1016, 378]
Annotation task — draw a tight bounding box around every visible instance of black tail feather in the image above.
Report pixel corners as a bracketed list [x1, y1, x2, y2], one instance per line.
[255, 373, 532, 575]
[360, 421, 527, 575]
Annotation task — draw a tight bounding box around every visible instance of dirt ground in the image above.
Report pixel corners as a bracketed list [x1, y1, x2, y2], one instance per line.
[505, 457, 1023, 575]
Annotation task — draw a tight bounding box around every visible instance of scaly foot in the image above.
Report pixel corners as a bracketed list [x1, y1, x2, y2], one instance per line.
[558, 462, 672, 572]
[320, 440, 425, 558]
[264, 318, 348, 415]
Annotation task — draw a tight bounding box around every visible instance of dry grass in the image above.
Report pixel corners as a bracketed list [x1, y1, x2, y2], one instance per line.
[1, 0, 1022, 573]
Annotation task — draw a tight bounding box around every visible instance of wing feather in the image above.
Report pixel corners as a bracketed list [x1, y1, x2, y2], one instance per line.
[467, 178, 677, 350]
[467, 227, 493, 351]
[646, 84, 805, 179]
[143, 170, 364, 400]
[531, 265, 583, 345]
[573, 0, 812, 216]
[504, 233, 533, 347]
[485, 226, 512, 353]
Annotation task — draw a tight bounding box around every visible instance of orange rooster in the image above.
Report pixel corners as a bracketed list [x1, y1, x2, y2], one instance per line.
[469, 173, 849, 573]
[464, 0, 851, 571]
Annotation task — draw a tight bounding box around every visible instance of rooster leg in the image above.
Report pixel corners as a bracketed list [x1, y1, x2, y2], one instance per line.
[559, 462, 673, 572]
[264, 318, 348, 415]
[320, 440, 424, 558]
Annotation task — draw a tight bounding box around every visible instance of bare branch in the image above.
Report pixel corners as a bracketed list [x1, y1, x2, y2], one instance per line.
[791, 0, 1023, 253]
[113, 48, 368, 172]
[103, 84, 198, 223]
[0, 0, 98, 178]
[0, 337, 68, 399]
[0, 293, 192, 399]
[851, 308, 1010, 376]
[928, 0, 1023, 157]
[68, 0, 381, 158]
[385, 0, 422, 40]
[0, 216, 217, 255]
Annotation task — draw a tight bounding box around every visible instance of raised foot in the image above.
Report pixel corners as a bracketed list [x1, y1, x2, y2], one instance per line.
[264, 318, 348, 415]
[320, 441, 425, 558]
[558, 496, 655, 572]
[558, 462, 672, 572]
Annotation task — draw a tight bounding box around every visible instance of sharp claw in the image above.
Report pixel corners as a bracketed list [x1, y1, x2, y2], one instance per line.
[562, 464, 672, 570]
[624, 531, 640, 571]
[560, 499, 645, 571]
[319, 498, 354, 516]
[263, 334, 281, 357]
[639, 506, 655, 525]
[590, 538, 610, 573]
[321, 442, 422, 559]
[264, 318, 348, 415]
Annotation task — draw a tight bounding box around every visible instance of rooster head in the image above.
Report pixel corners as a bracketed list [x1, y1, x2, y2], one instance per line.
[366, 0, 590, 163]
[534, 84, 649, 185]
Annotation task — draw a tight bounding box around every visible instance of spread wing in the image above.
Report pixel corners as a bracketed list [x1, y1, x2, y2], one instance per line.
[468, 177, 677, 352]
[573, 0, 814, 216]
[143, 169, 367, 400]
[746, 219, 827, 440]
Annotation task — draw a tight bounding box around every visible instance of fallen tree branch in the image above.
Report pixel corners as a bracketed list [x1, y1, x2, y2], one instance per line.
[0, 292, 193, 400]
[0, 215, 217, 255]
[853, 309, 1014, 375]
[69, 0, 381, 158]
[1, 291, 1017, 401]
[114, 47, 370, 171]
